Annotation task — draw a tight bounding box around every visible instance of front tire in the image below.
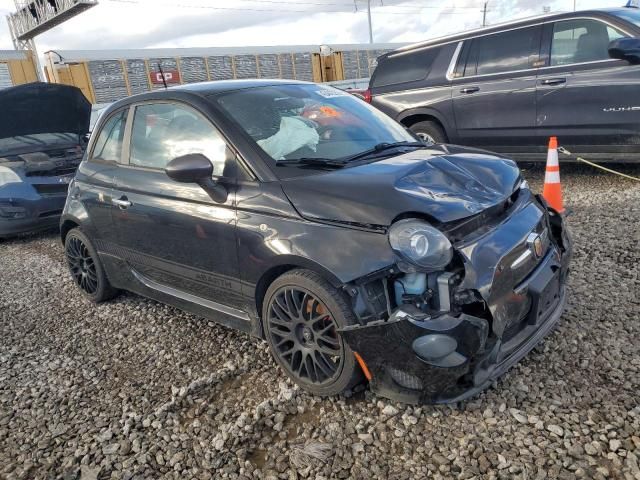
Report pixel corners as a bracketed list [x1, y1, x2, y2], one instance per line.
[263, 269, 362, 397]
[65, 228, 118, 303]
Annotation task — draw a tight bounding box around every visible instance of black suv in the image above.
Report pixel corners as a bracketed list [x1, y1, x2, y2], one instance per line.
[61, 80, 571, 404]
[367, 7, 640, 162]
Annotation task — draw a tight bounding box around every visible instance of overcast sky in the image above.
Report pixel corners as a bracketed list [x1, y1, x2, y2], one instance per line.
[0, 0, 629, 54]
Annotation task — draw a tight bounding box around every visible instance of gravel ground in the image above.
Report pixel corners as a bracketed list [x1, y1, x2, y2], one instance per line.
[1, 164, 639, 480]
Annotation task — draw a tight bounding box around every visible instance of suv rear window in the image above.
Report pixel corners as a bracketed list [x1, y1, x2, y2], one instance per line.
[371, 47, 441, 87]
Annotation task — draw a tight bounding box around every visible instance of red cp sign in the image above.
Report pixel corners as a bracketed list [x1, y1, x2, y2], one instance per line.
[150, 69, 181, 85]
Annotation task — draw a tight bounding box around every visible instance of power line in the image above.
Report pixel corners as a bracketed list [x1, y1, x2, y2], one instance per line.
[104, 0, 478, 15]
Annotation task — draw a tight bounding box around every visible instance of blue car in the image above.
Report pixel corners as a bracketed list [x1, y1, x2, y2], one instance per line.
[0, 82, 90, 238]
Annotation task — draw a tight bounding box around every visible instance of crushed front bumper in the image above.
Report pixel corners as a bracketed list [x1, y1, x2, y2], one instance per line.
[341, 202, 572, 404]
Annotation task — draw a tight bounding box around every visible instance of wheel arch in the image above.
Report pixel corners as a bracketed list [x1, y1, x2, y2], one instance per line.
[60, 218, 80, 244]
[253, 256, 344, 334]
[397, 108, 451, 140]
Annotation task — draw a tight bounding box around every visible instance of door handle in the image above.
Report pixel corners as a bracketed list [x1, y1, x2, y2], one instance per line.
[112, 197, 132, 209]
[460, 86, 480, 94]
[540, 78, 566, 86]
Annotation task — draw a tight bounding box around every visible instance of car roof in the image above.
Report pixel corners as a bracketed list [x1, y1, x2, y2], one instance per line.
[394, 8, 637, 54]
[170, 78, 313, 95]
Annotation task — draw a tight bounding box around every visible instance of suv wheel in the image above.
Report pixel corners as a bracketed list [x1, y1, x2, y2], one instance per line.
[65, 228, 118, 302]
[409, 120, 447, 146]
[263, 269, 363, 396]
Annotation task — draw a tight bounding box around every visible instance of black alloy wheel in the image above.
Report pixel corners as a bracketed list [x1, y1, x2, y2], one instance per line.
[267, 287, 343, 385]
[64, 228, 118, 302]
[263, 269, 362, 396]
[66, 235, 98, 295]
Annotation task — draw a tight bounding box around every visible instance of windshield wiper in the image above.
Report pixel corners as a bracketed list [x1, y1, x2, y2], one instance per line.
[341, 141, 425, 163]
[275, 157, 348, 169]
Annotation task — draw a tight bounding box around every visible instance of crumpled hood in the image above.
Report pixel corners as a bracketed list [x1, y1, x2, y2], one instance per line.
[0, 82, 91, 140]
[281, 145, 522, 226]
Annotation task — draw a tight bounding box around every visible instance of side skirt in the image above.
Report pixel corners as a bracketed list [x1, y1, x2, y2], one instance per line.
[99, 252, 260, 337]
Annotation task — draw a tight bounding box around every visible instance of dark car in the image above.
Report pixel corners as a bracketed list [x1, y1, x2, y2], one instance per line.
[0, 82, 90, 238]
[366, 6, 640, 162]
[61, 80, 571, 403]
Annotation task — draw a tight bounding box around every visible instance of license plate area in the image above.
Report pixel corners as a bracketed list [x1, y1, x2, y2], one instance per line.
[534, 268, 561, 323]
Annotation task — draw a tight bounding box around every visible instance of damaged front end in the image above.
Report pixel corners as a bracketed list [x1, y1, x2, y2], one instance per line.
[340, 187, 572, 404]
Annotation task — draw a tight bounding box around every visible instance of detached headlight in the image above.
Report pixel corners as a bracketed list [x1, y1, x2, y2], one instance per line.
[0, 166, 22, 187]
[388, 219, 453, 270]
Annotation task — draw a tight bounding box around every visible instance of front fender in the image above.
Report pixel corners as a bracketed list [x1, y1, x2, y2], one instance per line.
[238, 213, 398, 297]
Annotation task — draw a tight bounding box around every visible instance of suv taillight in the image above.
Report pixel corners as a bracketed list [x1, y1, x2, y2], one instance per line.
[363, 88, 372, 103]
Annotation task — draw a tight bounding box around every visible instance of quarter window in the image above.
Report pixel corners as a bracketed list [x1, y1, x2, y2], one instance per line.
[129, 103, 227, 175]
[91, 109, 127, 162]
[550, 19, 627, 66]
[474, 26, 541, 76]
[371, 46, 442, 87]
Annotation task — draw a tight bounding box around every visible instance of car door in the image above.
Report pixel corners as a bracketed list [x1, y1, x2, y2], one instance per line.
[74, 107, 129, 247]
[451, 25, 543, 153]
[536, 17, 638, 157]
[109, 100, 246, 311]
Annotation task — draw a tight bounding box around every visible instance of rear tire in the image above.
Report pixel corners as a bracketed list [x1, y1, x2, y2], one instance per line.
[409, 120, 447, 146]
[64, 228, 118, 303]
[263, 269, 363, 397]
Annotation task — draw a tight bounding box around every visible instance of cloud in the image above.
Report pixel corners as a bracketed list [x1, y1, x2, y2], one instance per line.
[0, 0, 629, 56]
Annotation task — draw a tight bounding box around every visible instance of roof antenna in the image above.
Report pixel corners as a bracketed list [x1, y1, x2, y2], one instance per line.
[157, 62, 168, 90]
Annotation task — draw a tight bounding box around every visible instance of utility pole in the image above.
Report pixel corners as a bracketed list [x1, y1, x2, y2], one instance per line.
[367, 0, 373, 43]
[482, 1, 488, 27]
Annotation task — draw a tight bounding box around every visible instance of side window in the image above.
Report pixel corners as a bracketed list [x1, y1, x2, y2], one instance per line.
[129, 103, 228, 176]
[550, 19, 628, 66]
[474, 26, 541, 76]
[91, 109, 127, 162]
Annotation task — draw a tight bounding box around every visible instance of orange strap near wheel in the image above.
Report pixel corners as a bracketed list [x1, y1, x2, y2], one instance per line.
[353, 352, 372, 381]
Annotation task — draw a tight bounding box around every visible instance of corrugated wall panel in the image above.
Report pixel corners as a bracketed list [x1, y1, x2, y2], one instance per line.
[0, 63, 12, 89]
[358, 50, 369, 77]
[126, 59, 149, 96]
[208, 55, 234, 81]
[341, 50, 360, 79]
[88, 60, 127, 104]
[258, 54, 279, 79]
[234, 54, 258, 79]
[180, 56, 208, 84]
[292, 52, 313, 82]
[279, 54, 294, 79]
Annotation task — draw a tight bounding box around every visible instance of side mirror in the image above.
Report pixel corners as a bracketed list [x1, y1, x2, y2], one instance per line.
[165, 153, 227, 203]
[608, 37, 640, 64]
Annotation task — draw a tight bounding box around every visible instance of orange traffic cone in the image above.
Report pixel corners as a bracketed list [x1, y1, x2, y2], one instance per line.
[542, 136, 565, 213]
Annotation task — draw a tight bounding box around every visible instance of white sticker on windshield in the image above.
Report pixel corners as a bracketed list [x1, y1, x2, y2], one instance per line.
[315, 87, 349, 98]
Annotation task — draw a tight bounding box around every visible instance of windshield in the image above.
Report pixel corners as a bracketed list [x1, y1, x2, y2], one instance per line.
[610, 8, 640, 28]
[214, 84, 416, 169]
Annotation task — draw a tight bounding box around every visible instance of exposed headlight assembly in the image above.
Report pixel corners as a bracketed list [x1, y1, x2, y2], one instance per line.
[0, 166, 22, 187]
[388, 219, 453, 270]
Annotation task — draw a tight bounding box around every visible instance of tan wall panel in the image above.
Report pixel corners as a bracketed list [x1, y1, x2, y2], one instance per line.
[8, 60, 26, 85]
[69, 63, 95, 103]
[311, 53, 323, 83]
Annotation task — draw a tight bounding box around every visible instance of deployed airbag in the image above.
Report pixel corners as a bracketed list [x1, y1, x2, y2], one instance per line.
[258, 116, 319, 160]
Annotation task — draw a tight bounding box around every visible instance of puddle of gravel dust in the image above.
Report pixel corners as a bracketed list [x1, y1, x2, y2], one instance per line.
[246, 405, 323, 470]
[247, 447, 268, 469]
